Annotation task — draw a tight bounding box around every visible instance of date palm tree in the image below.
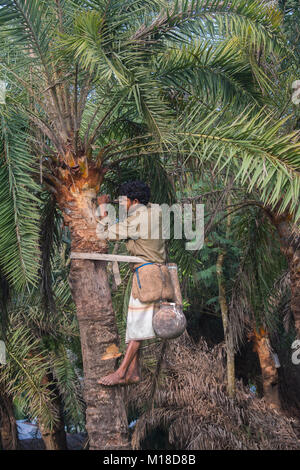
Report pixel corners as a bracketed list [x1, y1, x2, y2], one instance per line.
[0, 0, 299, 448]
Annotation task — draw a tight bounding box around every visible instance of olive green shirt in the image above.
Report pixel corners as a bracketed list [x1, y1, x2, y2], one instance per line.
[96, 203, 166, 264]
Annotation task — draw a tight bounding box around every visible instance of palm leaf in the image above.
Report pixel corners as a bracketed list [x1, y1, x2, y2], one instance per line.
[177, 104, 300, 221]
[0, 109, 41, 289]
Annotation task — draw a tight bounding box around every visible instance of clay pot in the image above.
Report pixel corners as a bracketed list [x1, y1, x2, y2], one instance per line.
[152, 302, 186, 339]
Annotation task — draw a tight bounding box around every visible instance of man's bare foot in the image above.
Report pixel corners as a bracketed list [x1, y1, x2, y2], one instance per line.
[97, 370, 126, 386]
[124, 366, 141, 384]
[125, 356, 141, 385]
[125, 374, 141, 385]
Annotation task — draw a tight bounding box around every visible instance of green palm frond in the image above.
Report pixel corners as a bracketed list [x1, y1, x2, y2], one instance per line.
[210, 0, 285, 54]
[0, 268, 82, 430]
[177, 105, 300, 221]
[129, 0, 285, 53]
[0, 109, 41, 290]
[50, 344, 85, 430]
[39, 193, 62, 314]
[156, 37, 264, 108]
[0, 312, 60, 429]
[0, 268, 10, 338]
[58, 0, 288, 147]
[229, 205, 287, 349]
[0, 0, 55, 72]
[59, 11, 175, 141]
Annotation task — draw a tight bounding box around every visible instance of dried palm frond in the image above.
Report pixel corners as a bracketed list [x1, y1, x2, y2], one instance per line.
[129, 335, 300, 450]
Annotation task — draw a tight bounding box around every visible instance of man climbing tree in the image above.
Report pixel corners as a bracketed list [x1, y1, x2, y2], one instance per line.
[96, 180, 173, 386]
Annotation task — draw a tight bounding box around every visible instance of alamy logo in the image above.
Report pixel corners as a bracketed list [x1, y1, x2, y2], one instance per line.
[291, 340, 300, 365]
[292, 80, 300, 105]
[0, 81, 6, 104]
[96, 203, 204, 251]
[0, 340, 6, 365]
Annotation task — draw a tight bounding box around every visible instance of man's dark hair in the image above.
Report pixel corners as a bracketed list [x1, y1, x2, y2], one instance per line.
[118, 180, 150, 205]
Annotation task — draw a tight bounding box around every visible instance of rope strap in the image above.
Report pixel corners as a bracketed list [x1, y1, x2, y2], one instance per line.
[135, 262, 154, 288]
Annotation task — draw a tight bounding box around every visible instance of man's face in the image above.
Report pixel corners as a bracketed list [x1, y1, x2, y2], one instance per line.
[119, 196, 138, 211]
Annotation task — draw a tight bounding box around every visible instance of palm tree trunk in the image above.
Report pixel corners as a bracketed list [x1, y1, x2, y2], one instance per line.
[271, 215, 300, 337]
[251, 328, 281, 410]
[39, 422, 67, 450]
[38, 372, 68, 450]
[290, 250, 300, 336]
[0, 391, 18, 450]
[57, 183, 129, 450]
[216, 251, 235, 397]
[216, 195, 235, 397]
[69, 258, 129, 450]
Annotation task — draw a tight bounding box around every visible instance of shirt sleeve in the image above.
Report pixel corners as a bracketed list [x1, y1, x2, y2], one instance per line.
[96, 214, 135, 240]
[96, 206, 148, 241]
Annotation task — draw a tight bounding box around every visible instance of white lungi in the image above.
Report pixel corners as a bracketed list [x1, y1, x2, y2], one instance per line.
[125, 293, 160, 343]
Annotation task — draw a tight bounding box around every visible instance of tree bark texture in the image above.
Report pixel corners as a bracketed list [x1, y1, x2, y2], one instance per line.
[272, 215, 300, 337]
[0, 391, 18, 450]
[216, 251, 235, 398]
[251, 328, 281, 410]
[38, 372, 68, 450]
[53, 166, 130, 449]
[216, 197, 235, 397]
[69, 259, 129, 450]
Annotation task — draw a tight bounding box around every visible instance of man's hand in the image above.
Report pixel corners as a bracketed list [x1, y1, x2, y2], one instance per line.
[97, 194, 110, 218]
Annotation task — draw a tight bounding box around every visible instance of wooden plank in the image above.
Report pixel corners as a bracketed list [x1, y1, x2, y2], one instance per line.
[70, 252, 145, 263]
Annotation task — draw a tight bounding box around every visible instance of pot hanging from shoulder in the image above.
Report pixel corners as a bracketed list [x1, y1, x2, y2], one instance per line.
[152, 301, 186, 339]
